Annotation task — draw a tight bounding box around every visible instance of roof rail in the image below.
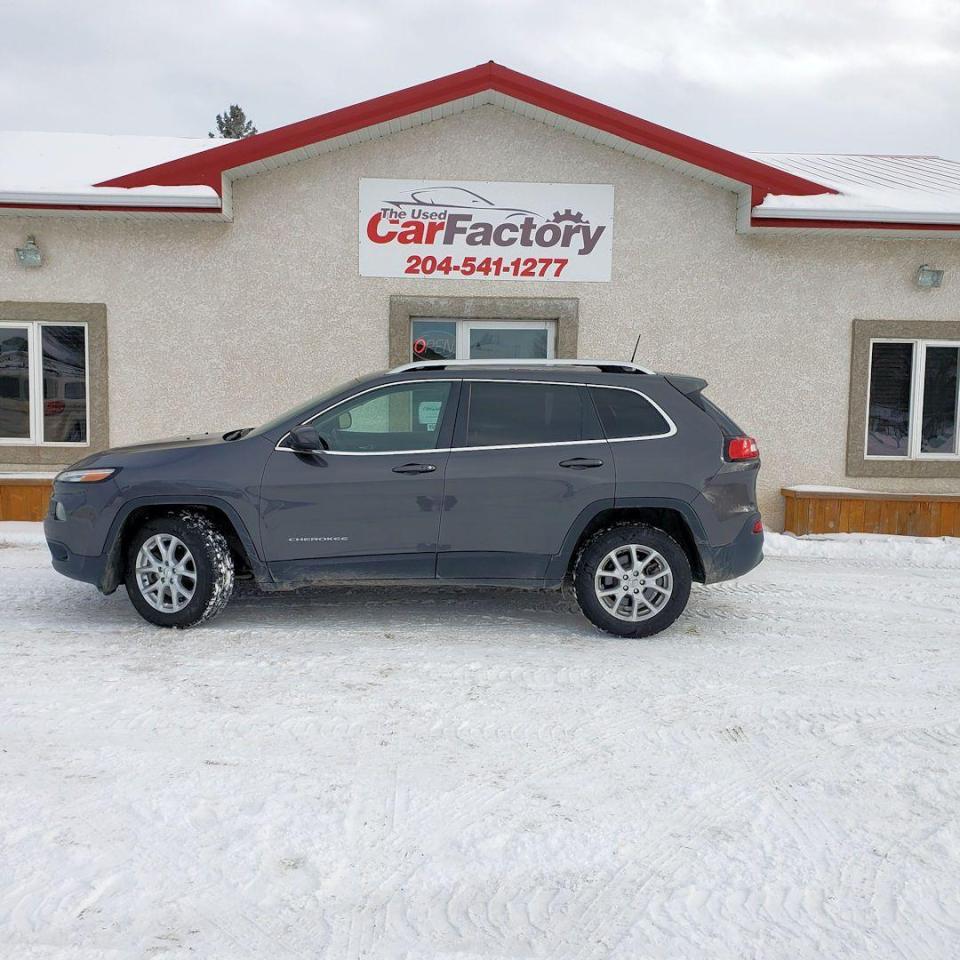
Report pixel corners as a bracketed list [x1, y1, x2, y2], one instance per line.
[390, 358, 655, 375]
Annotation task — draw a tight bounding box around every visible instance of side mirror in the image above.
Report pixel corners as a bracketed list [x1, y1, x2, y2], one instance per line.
[287, 424, 327, 452]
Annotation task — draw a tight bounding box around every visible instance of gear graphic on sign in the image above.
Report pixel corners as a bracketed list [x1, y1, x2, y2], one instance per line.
[549, 209, 588, 224]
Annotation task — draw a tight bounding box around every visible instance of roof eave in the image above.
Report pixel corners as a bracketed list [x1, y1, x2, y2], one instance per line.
[753, 206, 960, 225]
[748, 214, 960, 234]
[0, 190, 221, 210]
[95, 62, 835, 201]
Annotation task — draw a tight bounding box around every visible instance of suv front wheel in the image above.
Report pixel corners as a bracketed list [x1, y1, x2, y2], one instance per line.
[574, 523, 692, 638]
[125, 512, 235, 628]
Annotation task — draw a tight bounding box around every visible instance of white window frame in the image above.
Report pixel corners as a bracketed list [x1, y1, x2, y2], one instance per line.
[865, 336, 960, 461]
[411, 318, 556, 361]
[0, 320, 91, 448]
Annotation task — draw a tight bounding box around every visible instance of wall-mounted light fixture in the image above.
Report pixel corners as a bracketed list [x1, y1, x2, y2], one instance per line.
[15, 235, 42, 268]
[916, 264, 944, 289]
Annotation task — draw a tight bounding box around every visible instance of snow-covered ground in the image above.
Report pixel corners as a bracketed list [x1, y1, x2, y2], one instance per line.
[2, 523, 959, 959]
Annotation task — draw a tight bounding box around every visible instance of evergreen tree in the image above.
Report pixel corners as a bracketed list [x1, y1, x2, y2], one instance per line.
[209, 105, 258, 139]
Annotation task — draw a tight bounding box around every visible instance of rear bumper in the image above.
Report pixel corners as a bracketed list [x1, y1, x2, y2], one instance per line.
[699, 513, 763, 584]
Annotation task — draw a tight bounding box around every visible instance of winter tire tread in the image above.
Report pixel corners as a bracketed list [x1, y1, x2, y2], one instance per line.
[124, 512, 234, 628]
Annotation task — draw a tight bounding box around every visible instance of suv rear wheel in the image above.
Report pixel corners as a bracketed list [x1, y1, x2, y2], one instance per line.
[574, 523, 691, 637]
[124, 513, 234, 628]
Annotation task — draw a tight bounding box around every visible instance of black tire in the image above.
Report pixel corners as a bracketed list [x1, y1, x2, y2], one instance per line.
[573, 523, 692, 638]
[124, 512, 234, 628]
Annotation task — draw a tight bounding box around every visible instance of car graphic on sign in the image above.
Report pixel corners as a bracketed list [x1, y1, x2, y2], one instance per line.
[385, 186, 540, 219]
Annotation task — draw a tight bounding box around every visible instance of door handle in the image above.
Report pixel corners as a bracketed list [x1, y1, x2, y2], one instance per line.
[559, 457, 604, 469]
[392, 462, 437, 474]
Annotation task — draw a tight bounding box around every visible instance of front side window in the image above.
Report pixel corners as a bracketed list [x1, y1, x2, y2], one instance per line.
[0, 321, 88, 446]
[465, 381, 600, 447]
[311, 381, 451, 452]
[867, 339, 959, 459]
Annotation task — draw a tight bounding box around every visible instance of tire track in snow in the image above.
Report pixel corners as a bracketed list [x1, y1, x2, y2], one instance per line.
[563, 703, 958, 960]
[333, 695, 682, 958]
[25, 793, 319, 960]
[4, 548, 960, 958]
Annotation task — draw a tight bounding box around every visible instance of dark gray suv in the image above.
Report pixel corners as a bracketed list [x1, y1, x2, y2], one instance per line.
[44, 360, 762, 637]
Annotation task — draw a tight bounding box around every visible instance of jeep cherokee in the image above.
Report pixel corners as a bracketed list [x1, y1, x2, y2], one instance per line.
[44, 359, 763, 637]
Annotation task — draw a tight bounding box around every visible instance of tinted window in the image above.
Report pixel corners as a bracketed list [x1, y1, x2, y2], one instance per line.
[465, 382, 601, 447]
[311, 381, 451, 452]
[0, 327, 31, 439]
[591, 387, 671, 439]
[867, 342, 913, 457]
[411, 319, 456, 361]
[42, 325, 87, 443]
[920, 346, 958, 454]
[692, 393, 744, 437]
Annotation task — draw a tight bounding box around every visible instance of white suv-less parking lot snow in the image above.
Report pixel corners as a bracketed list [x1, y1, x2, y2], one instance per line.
[2, 525, 959, 959]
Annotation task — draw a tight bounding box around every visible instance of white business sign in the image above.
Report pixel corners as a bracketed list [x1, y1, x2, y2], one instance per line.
[359, 178, 613, 282]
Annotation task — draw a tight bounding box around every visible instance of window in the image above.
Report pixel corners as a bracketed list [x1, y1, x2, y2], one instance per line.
[465, 382, 601, 447]
[0, 321, 88, 446]
[310, 381, 451, 452]
[411, 318, 555, 361]
[866, 339, 959, 459]
[468, 323, 550, 360]
[591, 387, 672, 439]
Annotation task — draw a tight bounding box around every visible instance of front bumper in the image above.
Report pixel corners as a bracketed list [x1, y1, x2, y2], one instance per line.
[44, 476, 125, 591]
[699, 513, 763, 584]
[44, 532, 109, 588]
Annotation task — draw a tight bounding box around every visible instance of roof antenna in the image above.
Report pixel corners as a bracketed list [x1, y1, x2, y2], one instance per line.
[630, 330, 642, 366]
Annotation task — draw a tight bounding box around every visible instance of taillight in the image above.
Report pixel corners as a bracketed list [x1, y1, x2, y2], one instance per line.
[727, 437, 759, 461]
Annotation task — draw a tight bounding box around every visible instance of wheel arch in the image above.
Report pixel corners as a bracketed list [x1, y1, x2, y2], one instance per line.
[548, 499, 708, 584]
[98, 496, 269, 594]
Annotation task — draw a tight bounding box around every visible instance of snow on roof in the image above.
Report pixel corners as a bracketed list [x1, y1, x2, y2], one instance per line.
[0, 65, 958, 230]
[0, 131, 223, 207]
[750, 153, 960, 222]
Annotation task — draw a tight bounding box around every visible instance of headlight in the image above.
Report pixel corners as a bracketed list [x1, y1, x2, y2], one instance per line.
[57, 468, 117, 483]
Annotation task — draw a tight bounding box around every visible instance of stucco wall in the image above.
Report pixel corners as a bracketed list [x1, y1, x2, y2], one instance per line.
[1, 105, 958, 527]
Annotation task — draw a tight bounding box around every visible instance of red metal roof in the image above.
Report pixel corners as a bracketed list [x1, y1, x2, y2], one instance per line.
[96, 62, 835, 199]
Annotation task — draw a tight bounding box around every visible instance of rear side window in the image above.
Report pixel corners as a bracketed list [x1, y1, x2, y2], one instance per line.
[693, 393, 744, 437]
[465, 382, 601, 447]
[590, 387, 672, 439]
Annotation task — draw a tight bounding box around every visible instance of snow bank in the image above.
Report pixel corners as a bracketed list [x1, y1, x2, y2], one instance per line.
[764, 529, 960, 568]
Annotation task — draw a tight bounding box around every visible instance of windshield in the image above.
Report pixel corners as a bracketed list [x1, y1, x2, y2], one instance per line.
[247, 377, 362, 437]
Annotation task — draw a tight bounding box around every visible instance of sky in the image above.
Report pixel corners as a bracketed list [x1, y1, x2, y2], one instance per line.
[1, 0, 958, 158]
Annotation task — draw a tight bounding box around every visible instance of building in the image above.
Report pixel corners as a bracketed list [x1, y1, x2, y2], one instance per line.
[2, 62, 959, 529]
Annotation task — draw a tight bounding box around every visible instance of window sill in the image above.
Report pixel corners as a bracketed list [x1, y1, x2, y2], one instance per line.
[846, 455, 960, 480]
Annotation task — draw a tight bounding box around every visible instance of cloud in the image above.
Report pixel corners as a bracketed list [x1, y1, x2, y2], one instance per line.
[1, 0, 958, 157]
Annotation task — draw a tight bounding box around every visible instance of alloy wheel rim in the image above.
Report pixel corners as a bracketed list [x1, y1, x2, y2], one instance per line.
[135, 534, 197, 613]
[594, 543, 673, 622]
